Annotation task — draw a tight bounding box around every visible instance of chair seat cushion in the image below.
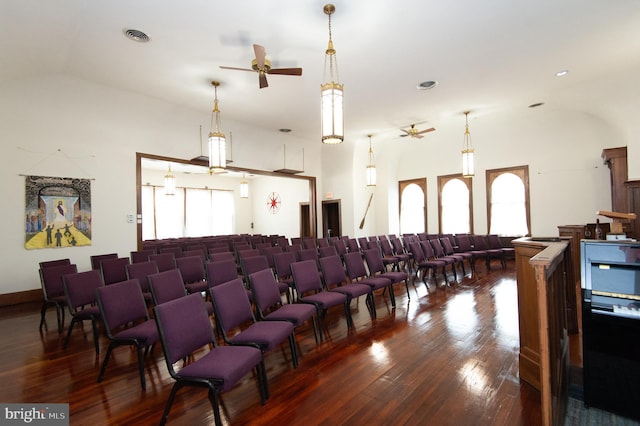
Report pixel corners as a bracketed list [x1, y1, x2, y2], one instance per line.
[300, 291, 346, 309]
[177, 345, 262, 391]
[379, 271, 408, 283]
[329, 283, 371, 299]
[264, 303, 316, 326]
[358, 277, 392, 291]
[114, 320, 158, 345]
[73, 306, 101, 319]
[230, 321, 294, 351]
[185, 281, 209, 294]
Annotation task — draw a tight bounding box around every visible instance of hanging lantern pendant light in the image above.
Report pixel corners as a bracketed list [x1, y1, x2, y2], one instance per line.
[366, 134, 376, 187]
[208, 81, 226, 173]
[462, 111, 475, 177]
[321, 4, 344, 144]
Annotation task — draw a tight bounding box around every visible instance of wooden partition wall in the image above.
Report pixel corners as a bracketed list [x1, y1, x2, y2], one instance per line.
[513, 237, 571, 426]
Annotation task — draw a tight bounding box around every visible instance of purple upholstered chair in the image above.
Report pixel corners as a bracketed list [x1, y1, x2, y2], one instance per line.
[148, 269, 213, 315]
[319, 255, 376, 324]
[149, 252, 177, 272]
[39, 263, 78, 333]
[96, 279, 158, 390]
[248, 268, 320, 343]
[62, 269, 103, 353]
[210, 278, 298, 369]
[240, 255, 290, 303]
[175, 255, 209, 294]
[363, 249, 410, 298]
[342, 252, 396, 308]
[100, 257, 131, 285]
[154, 293, 267, 426]
[409, 242, 446, 289]
[125, 260, 159, 305]
[290, 260, 350, 333]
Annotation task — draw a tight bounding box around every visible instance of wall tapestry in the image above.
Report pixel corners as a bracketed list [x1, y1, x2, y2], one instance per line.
[24, 175, 92, 249]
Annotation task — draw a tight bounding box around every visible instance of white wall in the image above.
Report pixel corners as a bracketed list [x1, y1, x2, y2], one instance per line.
[0, 74, 636, 296]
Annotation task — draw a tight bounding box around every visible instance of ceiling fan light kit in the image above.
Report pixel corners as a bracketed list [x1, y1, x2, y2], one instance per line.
[321, 3, 344, 144]
[400, 123, 435, 139]
[220, 43, 302, 89]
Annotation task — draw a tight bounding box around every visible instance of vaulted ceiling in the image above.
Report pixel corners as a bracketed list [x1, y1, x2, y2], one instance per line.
[2, 0, 639, 146]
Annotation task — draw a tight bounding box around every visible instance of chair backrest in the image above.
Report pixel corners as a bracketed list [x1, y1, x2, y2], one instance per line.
[456, 234, 473, 251]
[237, 249, 260, 261]
[130, 249, 155, 264]
[63, 269, 103, 311]
[343, 252, 367, 280]
[90, 253, 118, 270]
[302, 237, 316, 249]
[209, 251, 235, 263]
[429, 239, 446, 258]
[317, 238, 329, 248]
[440, 237, 456, 256]
[181, 249, 206, 262]
[487, 234, 503, 249]
[357, 237, 369, 251]
[40, 263, 78, 299]
[319, 245, 338, 258]
[159, 246, 183, 258]
[379, 238, 395, 257]
[297, 248, 320, 268]
[247, 268, 282, 316]
[319, 255, 347, 289]
[207, 259, 240, 288]
[241, 255, 270, 280]
[363, 249, 385, 275]
[273, 251, 296, 280]
[333, 239, 348, 257]
[96, 279, 149, 333]
[290, 260, 323, 295]
[210, 278, 254, 332]
[148, 269, 187, 305]
[39, 258, 71, 269]
[259, 246, 283, 269]
[101, 257, 131, 285]
[126, 261, 159, 292]
[472, 235, 489, 250]
[391, 238, 406, 255]
[149, 252, 176, 272]
[420, 240, 436, 259]
[409, 242, 426, 263]
[154, 293, 214, 370]
[175, 255, 206, 283]
[346, 239, 359, 253]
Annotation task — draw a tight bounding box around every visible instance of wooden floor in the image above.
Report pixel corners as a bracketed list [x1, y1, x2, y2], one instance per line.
[0, 260, 571, 425]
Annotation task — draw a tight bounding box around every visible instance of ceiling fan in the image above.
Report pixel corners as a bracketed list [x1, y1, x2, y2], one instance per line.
[220, 44, 302, 89]
[400, 124, 436, 139]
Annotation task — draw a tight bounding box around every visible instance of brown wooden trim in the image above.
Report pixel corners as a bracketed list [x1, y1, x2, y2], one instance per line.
[0, 288, 42, 307]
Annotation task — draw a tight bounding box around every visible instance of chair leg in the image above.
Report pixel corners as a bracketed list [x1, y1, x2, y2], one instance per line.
[403, 279, 410, 298]
[256, 360, 269, 402]
[366, 293, 377, 319]
[208, 387, 223, 426]
[388, 285, 396, 307]
[344, 299, 354, 328]
[97, 343, 115, 383]
[63, 317, 77, 349]
[91, 318, 100, 355]
[288, 334, 298, 368]
[39, 301, 47, 332]
[136, 344, 146, 390]
[160, 382, 183, 426]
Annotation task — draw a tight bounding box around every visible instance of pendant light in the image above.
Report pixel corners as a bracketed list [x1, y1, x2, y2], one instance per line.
[239, 173, 249, 199]
[366, 134, 376, 187]
[208, 81, 226, 173]
[462, 111, 475, 177]
[164, 163, 176, 195]
[321, 4, 344, 144]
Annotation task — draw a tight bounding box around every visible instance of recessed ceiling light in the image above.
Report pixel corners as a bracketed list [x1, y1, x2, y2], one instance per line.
[528, 102, 545, 108]
[123, 28, 150, 43]
[555, 70, 569, 77]
[417, 81, 438, 90]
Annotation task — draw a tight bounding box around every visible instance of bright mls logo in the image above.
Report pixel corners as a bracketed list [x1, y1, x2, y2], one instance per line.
[1, 404, 68, 425]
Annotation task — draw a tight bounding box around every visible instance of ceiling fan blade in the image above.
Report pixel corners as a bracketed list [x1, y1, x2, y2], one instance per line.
[253, 44, 266, 69]
[400, 129, 411, 135]
[416, 127, 436, 135]
[220, 66, 254, 72]
[268, 68, 303, 76]
[258, 73, 268, 89]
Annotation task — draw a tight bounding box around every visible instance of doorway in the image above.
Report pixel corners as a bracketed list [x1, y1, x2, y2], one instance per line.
[322, 199, 341, 238]
[299, 203, 312, 238]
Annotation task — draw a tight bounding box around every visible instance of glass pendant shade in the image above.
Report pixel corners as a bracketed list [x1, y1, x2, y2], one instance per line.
[164, 165, 176, 196]
[240, 174, 249, 198]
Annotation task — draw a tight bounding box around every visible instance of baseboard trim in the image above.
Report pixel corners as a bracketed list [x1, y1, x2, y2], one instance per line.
[0, 289, 42, 307]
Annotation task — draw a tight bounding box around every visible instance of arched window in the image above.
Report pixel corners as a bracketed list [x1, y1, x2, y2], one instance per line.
[438, 174, 473, 234]
[399, 178, 426, 234]
[487, 166, 530, 237]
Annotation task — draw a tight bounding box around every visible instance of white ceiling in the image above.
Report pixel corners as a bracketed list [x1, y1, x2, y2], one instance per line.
[2, 0, 639, 145]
